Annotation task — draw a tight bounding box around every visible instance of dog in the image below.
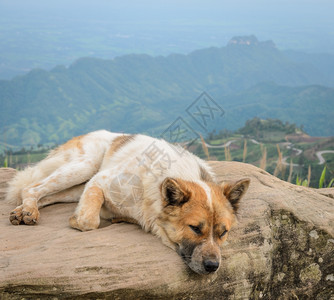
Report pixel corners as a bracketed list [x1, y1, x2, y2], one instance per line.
[6, 130, 250, 275]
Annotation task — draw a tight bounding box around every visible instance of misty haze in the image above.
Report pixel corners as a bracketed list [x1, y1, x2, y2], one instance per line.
[1, 1, 334, 298]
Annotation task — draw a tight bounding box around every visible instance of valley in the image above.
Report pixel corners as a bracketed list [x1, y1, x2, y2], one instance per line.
[1, 36, 334, 149]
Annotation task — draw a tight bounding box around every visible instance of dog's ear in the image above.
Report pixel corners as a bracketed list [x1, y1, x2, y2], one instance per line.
[161, 177, 191, 207]
[222, 178, 250, 212]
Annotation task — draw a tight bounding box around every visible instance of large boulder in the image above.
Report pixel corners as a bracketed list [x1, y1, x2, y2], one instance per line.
[0, 162, 333, 299]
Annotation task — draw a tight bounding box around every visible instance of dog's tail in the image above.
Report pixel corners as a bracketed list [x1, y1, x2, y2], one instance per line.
[5, 166, 39, 205]
[5, 151, 64, 205]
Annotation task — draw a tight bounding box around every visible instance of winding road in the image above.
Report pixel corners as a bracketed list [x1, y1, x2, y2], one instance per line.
[281, 143, 302, 167]
[204, 140, 237, 148]
[316, 150, 334, 165]
[204, 139, 333, 166]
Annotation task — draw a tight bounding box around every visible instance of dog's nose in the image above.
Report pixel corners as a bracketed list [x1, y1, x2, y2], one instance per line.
[203, 260, 219, 273]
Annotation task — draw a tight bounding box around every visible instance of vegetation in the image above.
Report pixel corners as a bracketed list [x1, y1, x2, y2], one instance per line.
[237, 118, 301, 141]
[319, 166, 327, 189]
[193, 118, 334, 188]
[1, 118, 333, 188]
[1, 39, 334, 148]
[1, 147, 48, 170]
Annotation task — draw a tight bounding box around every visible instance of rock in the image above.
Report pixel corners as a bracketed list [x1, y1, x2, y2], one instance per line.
[0, 162, 333, 299]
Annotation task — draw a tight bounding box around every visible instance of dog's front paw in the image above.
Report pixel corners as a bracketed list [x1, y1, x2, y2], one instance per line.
[10, 204, 40, 225]
[69, 213, 100, 231]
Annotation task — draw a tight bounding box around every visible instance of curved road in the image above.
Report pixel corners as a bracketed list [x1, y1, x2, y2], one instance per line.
[204, 140, 237, 148]
[204, 138, 261, 149]
[316, 150, 334, 165]
[203, 139, 333, 166]
[282, 143, 302, 167]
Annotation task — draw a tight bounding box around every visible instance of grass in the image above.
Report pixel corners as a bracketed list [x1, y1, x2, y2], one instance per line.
[0, 151, 48, 170]
[319, 166, 327, 189]
[243, 139, 247, 163]
[194, 131, 334, 188]
[259, 146, 267, 170]
[200, 135, 210, 160]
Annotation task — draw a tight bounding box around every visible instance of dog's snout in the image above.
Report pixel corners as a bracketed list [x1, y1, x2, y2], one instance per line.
[203, 259, 219, 273]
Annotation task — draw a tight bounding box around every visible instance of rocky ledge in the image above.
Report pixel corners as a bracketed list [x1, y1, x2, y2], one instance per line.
[0, 162, 333, 299]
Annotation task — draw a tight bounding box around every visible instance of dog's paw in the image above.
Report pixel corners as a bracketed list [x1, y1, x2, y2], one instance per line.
[69, 214, 99, 231]
[9, 205, 23, 225]
[10, 204, 40, 225]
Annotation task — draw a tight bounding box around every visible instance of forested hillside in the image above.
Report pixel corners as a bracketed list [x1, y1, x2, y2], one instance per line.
[1, 36, 333, 147]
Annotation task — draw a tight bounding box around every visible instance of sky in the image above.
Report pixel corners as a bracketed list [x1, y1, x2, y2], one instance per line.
[1, 0, 334, 78]
[3, 0, 334, 17]
[2, 0, 334, 25]
[2, 0, 333, 40]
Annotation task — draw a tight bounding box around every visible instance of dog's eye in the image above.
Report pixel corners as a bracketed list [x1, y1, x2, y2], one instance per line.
[220, 230, 228, 238]
[189, 225, 202, 235]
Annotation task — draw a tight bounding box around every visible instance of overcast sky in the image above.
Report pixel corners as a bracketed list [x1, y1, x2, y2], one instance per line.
[2, 0, 334, 20]
[1, 0, 334, 78]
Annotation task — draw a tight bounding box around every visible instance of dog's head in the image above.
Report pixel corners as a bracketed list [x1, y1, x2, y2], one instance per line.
[158, 177, 250, 275]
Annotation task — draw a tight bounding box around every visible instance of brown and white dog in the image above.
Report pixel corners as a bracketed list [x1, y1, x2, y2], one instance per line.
[6, 130, 250, 275]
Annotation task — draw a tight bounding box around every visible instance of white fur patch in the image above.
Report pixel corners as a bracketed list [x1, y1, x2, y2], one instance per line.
[193, 180, 215, 245]
[195, 181, 212, 210]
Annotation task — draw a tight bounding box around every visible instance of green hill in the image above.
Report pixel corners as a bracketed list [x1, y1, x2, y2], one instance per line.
[1, 36, 334, 147]
[215, 82, 334, 137]
[193, 118, 334, 188]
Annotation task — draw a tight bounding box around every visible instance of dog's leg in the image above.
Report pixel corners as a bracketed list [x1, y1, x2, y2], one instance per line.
[10, 160, 98, 225]
[69, 180, 105, 231]
[37, 184, 85, 208]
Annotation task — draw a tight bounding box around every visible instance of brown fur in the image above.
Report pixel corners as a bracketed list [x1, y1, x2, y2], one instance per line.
[69, 185, 105, 231]
[199, 165, 214, 182]
[57, 135, 85, 154]
[105, 134, 136, 158]
[158, 177, 250, 274]
[222, 179, 250, 211]
[111, 217, 139, 225]
[159, 179, 234, 244]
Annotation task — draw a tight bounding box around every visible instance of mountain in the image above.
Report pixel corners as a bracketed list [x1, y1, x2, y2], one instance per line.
[1, 36, 334, 147]
[283, 50, 334, 88]
[216, 82, 334, 137]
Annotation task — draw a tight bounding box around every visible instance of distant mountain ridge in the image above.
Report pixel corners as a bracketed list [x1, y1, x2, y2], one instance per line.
[1, 36, 334, 147]
[228, 35, 276, 48]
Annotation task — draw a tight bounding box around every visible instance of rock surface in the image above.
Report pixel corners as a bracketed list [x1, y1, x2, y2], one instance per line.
[0, 162, 333, 299]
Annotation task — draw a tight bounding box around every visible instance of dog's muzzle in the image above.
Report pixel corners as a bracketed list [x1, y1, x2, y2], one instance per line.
[203, 259, 219, 273]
